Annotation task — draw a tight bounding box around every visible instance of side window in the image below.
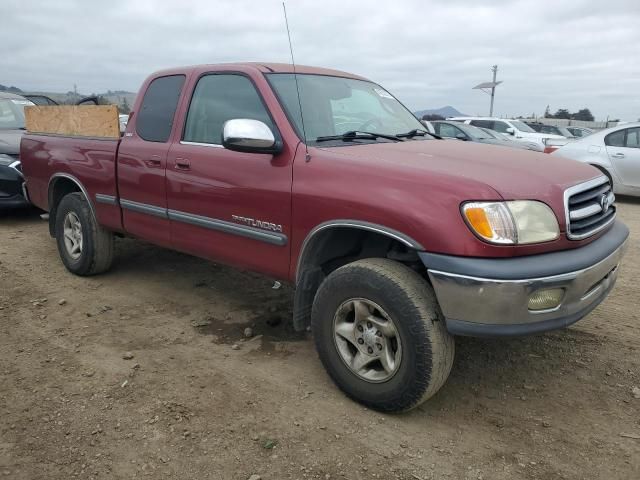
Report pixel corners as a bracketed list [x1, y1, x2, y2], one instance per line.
[492, 121, 509, 133]
[438, 123, 461, 138]
[625, 128, 640, 148]
[605, 129, 626, 147]
[183, 74, 274, 145]
[469, 120, 492, 129]
[136, 75, 186, 143]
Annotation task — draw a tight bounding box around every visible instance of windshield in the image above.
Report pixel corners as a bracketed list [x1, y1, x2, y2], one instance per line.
[510, 120, 536, 133]
[267, 74, 425, 143]
[557, 127, 574, 137]
[459, 123, 491, 139]
[478, 127, 499, 139]
[0, 98, 33, 129]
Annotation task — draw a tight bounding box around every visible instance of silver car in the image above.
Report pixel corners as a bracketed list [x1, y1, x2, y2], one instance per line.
[552, 122, 640, 196]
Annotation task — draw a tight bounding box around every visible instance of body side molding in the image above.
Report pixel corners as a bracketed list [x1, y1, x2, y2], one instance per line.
[168, 209, 287, 246]
[120, 198, 168, 219]
[95, 193, 118, 206]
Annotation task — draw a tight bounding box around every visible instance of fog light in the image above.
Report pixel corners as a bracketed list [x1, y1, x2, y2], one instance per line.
[528, 288, 564, 311]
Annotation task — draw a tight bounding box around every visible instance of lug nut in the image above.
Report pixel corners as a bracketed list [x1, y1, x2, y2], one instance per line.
[377, 343, 382, 350]
[357, 338, 364, 344]
[367, 347, 373, 354]
[357, 325, 363, 332]
[367, 321, 372, 328]
[376, 331, 382, 337]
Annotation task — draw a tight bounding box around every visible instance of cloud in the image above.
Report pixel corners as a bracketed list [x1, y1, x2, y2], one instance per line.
[1, 0, 638, 120]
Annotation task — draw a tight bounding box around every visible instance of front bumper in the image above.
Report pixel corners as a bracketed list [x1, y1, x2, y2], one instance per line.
[421, 221, 629, 337]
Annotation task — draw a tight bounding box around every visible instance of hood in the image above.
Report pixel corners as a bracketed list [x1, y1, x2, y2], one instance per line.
[0, 129, 24, 156]
[319, 139, 600, 202]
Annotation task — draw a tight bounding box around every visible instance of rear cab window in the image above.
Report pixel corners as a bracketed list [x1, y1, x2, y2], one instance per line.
[136, 75, 186, 142]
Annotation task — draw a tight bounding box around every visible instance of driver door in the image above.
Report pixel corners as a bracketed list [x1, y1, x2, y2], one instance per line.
[166, 72, 293, 279]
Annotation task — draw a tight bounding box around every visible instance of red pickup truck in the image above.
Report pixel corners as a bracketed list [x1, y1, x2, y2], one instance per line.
[21, 63, 628, 412]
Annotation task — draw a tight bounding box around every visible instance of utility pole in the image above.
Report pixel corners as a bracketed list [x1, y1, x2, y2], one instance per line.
[489, 65, 498, 117]
[473, 65, 502, 117]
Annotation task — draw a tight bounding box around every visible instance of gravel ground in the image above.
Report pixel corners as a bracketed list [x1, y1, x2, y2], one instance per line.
[0, 197, 639, 480]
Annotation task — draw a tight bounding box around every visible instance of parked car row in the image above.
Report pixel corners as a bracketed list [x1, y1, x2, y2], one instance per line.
[448, 116, 566, 150]
[422, 120, 543, 151]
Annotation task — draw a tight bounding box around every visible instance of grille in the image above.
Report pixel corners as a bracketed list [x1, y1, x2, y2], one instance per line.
[565, 176, 615, 240]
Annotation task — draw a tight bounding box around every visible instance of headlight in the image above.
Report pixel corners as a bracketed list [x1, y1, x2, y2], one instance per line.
[462, 200, 559, 245]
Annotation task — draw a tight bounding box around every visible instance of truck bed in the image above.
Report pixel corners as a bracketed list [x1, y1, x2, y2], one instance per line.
[20, 134, 123, 232]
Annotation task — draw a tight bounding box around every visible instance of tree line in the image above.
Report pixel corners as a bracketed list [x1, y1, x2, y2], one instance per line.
[544, 106, 594, 122]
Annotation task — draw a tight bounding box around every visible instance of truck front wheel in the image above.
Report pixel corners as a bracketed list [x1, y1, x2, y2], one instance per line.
[311, 258, 454, 412]
[54, 192, 114, 276]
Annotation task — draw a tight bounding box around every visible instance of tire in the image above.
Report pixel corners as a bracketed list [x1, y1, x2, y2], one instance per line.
[54, 192, 114, 275]
[311, 258, 454, 412]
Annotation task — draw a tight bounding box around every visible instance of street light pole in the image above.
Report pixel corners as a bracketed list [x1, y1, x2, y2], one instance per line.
[489, 65, 498, 117]
[473, 66, 502, 117]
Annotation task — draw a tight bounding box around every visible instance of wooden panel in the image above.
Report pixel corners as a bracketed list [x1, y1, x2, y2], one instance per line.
[25, 105, 120, 138]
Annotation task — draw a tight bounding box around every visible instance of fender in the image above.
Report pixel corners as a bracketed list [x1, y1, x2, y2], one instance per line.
[295, 219, 424, 283]
[47, 173, 97, 235]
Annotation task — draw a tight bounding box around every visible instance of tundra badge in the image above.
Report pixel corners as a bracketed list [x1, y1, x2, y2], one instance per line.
[232, 215, 283, 233]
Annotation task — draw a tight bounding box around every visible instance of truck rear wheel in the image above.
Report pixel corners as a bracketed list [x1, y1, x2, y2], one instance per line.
[54, 192, 114, 276]
[311, 258, 454, 412]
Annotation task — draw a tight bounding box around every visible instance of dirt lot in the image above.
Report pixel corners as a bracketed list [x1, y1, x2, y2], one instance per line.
[1, 199, 639, 480]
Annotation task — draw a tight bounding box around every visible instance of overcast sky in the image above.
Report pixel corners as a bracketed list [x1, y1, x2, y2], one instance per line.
[2, 0, 639, 120]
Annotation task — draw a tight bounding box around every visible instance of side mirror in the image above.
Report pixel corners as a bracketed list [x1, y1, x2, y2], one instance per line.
[222, 119, 282, 154]
[455, 133, 468, 141]
[505, 127, 515, 135]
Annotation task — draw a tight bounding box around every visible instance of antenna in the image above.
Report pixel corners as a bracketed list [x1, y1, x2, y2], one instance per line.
[282, 2, 310, 161]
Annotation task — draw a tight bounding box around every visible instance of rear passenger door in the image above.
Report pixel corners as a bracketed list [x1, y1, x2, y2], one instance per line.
[117, 75, 186, 247]
[605, 127, 640, 189]
[166, 73, 293, 279]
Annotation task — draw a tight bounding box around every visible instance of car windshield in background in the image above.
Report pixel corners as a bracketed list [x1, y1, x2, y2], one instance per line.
[267, 74, 425, 144]
[0, 98, 33, 129]
[459, 123, 491, 139]
[478, 127, 500, 139]
[510, 120, 536, 133]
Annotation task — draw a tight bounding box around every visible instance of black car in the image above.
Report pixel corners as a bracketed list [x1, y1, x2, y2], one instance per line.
[0, 91, 33, 208]
[22, 94, 58, 106]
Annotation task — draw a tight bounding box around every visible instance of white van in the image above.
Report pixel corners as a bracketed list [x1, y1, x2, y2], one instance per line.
[449, 117, 566, 149]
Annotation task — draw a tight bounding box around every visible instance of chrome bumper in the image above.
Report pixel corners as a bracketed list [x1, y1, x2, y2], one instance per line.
[422, 222, 628, 337]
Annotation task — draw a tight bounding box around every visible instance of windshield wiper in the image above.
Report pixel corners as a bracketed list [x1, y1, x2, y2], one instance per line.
[316, 130, 403, 143]
[396, 128, 441, 140]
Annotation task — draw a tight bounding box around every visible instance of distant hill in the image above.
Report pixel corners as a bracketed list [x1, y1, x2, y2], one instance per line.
[414, 106, 466, 119]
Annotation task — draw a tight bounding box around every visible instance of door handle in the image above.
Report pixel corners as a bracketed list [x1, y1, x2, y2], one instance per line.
[611, 153, 625, 159]
[175, 158, 191, 170]
[145, 155, 162, 168]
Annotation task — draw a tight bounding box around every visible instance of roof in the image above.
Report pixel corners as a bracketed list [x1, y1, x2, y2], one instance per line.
[0, 91, 28, 100]
[149, 62, 368, 81]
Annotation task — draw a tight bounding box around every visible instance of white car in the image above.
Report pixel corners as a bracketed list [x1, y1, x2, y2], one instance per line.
[449, 116, 565, 149]
[552, 122, 640, 197]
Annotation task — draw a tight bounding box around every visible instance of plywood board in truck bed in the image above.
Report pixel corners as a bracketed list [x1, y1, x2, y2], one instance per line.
[25, 105, 120, 138]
